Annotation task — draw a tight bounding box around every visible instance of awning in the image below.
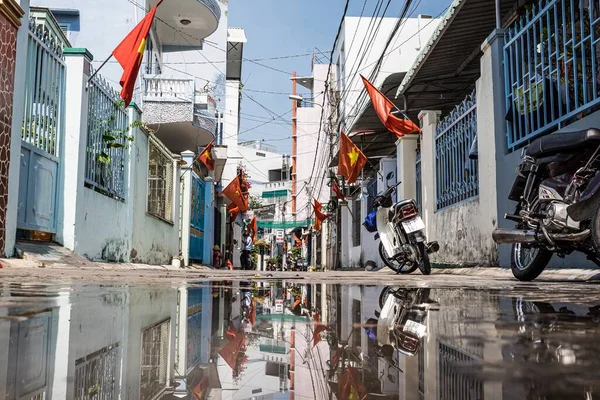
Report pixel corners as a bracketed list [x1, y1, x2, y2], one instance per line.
[396, 0, 520, 121]
[258, 220, 312, 229]
[262, 189, 288, 199]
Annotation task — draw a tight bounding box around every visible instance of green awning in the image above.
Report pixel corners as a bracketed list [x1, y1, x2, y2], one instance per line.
[262, 189, 288, 199]
[257, 220, 312, 229]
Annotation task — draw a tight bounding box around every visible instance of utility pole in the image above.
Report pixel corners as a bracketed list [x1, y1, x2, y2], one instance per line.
[291, 72, 298, 219]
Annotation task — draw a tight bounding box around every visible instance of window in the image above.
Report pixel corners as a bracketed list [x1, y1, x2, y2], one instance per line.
[147, 140, 174, 222]
[352, 199, 361, 247]
[74, 344, 119, 400]
[140, 320, 170, 399]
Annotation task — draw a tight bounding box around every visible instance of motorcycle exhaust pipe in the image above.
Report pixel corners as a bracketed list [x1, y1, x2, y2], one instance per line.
[492, 229, 538, 244]
[492, 228, 590, 244]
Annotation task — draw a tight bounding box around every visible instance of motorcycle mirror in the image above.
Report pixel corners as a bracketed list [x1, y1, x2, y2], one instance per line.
[386, 171, 395, 181]
[388, 374, 397, 383]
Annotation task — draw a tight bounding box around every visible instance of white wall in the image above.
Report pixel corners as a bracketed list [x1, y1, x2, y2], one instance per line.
[335, 16, 441, 129]
[295, 64, 331, 222]
[130, 134, 181, 265]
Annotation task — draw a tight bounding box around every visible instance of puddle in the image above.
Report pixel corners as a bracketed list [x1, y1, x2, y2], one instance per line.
[1, 280, 600, 399]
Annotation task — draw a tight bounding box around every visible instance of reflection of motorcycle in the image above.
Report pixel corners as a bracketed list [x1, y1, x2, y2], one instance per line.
[365, 173, 439, 275]
[376, 288, 432, 356]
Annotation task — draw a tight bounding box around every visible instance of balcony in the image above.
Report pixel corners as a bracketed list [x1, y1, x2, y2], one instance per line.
[148, 0, 221, 48]
[142, 76, 216, 154]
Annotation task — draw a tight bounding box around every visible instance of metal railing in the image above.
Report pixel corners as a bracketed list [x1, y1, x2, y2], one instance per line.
[86, 70, 129, 200]
[143, 76, 194, 101]
[438, 341, 483, 400]
[21, 19, 66, 157]
[74, 343, 119, 400]
[416, 149, 422, 211]
[435, 90, 479, 210]
[140, 320, 170, 400]
[504, 0, 600, 151]
[297, 95, 315, 108]
[147, 137, 174, 222]
[366, 178, 378, 211]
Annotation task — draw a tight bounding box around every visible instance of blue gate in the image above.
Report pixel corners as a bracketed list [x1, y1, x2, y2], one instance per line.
[190, 176, 205, 262]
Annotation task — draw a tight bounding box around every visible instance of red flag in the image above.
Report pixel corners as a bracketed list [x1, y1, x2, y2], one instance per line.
[331, 347, 344, 370]
[222, 178, 247, 211]
[361, 75, 421, 138]
[219, 330, 246, 370]
[313, 218, 322, 232]
[338, 367, 368, 400]
[313, 199, 329, 222]
[338, 133, 367, 184]
[249, 217, 257, 242]
[112, 0, 163, 106]
[199, 139, 215, 171]
[333, 181, 345, 200]
[313, 323, 329, 347]
[228, 203, 240, 222]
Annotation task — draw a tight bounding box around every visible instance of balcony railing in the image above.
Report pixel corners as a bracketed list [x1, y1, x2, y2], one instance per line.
[435, 90, 479, 210]
[504, 0, 600, 151]
[297, 96, 315, 108]
[143, 77, 194, 102]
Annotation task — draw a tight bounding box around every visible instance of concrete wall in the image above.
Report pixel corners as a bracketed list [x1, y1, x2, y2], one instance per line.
[130, 133, 181, 265]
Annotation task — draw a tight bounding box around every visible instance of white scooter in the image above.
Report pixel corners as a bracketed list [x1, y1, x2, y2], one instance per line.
[365, 173, 439, 274]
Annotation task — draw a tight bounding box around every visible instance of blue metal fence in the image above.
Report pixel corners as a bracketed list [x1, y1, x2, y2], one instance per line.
[435, 90, 479, 210]
[504, 0, 600, 152]
[416, 149, 422, 211]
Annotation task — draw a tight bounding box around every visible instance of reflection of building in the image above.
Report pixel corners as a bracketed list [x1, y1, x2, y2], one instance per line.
[0, 285, 178, 399]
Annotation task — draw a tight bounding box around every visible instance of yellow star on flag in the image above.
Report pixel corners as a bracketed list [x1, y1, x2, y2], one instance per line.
[204, 151, 212, 160]
[347, 147, 359, 166]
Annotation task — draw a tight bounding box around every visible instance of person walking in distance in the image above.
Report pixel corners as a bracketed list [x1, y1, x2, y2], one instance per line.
[240, 229, 254, 270]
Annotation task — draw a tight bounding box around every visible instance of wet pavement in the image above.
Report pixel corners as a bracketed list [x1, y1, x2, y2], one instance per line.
[1, 276, 600, 399]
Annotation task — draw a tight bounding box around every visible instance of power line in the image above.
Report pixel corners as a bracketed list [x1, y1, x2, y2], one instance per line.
[92, 52, 315, 65]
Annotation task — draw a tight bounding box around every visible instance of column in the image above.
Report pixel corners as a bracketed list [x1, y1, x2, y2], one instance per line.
[477, 29, 507, 266]
[418, 110, 441, 237]
[59, 49, 94, 249]
[396, 135, 419, 201]
[2, 0, 25, 256]
[180, 150, 194, 267]
[203, 176, 214, 266]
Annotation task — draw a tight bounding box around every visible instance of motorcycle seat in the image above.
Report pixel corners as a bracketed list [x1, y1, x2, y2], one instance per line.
[526, 128, 600, 157]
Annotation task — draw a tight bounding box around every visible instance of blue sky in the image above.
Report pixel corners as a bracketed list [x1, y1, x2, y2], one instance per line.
[228, 0, 452, 153]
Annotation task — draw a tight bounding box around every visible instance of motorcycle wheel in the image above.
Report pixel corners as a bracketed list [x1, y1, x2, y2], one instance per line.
[511, 243, 553, 281]
[378, 242, 418, 274]
[590, 201, 600, 255]
[417, 242, 432, 275]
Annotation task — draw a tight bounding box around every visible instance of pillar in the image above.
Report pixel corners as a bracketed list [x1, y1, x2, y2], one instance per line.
[396, 135, 419, 201]
[477, 29, 507, 266]
[59, 48, 93, 249]
[1, 0, 25, 255]
[203, 175, 214, 266]
[418, 110, 441, 237]
[180, 150, 194, 267]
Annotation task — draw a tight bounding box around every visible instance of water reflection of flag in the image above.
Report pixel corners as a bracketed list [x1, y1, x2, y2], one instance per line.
[219, 330, 246, 370]
[338, 367, 367, 400]
[192, 375, 210, 400]
[313, 323, 329, 347]
[249, 298, 256, 326]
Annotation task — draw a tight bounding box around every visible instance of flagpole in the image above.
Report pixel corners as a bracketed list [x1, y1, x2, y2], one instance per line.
[87, 54, 114, 84]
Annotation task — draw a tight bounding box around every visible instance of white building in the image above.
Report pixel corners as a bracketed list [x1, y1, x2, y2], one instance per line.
[5, 0, 238, 265]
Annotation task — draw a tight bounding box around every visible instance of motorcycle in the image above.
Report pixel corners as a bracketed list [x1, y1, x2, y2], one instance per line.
[492, 128, 600, 281]
[376, 287, 432, 356]
[366, 172, 439, 274]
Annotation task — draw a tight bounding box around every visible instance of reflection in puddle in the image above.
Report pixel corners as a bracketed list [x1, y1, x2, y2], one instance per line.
[1, 281, 600, 399]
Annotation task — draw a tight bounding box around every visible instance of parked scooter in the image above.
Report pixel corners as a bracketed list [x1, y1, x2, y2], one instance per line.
[365, 172, 439, 274]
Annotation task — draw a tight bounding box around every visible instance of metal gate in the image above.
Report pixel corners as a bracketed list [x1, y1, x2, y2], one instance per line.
[17, 21, 66, 233]
[189, 176, 205, 262]
[438, 341, 483, 400]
